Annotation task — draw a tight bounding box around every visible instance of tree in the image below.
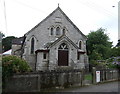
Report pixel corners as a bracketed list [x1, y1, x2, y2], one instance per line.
[111, 47, 120, 57]
[2, 36, 16, 52]
[86, 28, 113, 64]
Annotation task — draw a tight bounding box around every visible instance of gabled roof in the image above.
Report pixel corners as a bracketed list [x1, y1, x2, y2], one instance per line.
[25, 6, 87, 39]
[48, 34, 79, 49]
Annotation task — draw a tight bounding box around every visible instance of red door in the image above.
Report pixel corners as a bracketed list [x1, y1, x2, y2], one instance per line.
[58, 50, 68, 66]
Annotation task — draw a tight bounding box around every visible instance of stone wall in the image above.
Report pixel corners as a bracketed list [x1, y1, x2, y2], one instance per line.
[4, 69, 83, 92]
[4, 74, 40, 92]
[4, 68, 119, 92]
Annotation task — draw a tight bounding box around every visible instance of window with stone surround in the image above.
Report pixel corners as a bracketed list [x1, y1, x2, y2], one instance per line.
[31, 37, 34, 54]
[63, 28, 65, 35]
[50, 27, 54, 35]
[79, 40, 82, 49]
[43, 53, 47, 59]
[56, 27, 60, 35]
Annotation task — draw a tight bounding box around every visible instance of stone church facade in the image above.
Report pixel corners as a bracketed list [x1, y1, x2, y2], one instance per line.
[13, 6, 89, 71]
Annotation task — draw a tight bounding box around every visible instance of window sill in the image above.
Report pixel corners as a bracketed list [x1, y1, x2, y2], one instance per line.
[55, 35, 61, 38]
[78, 49, 84, 52]
[42, 59, 48, 62]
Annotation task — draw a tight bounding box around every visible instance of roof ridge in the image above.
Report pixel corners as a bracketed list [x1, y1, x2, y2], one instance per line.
[25, 7, 60, 35]
[25, 6, 87, 39]
[49, 35, 79, 49]
[57, 7, 87, 38]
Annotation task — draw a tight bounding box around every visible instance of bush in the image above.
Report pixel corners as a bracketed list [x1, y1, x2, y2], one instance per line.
[106, 58, 120, 69]
[2, 55, 32, 80]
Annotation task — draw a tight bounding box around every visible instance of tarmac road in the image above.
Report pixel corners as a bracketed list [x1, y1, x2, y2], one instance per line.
[59, 81, 120, 92]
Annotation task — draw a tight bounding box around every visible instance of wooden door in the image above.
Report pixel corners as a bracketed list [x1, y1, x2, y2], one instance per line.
[58, 43, 68, 66]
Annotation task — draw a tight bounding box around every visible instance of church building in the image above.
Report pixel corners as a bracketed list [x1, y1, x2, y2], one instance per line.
[14, 6, 89, 71]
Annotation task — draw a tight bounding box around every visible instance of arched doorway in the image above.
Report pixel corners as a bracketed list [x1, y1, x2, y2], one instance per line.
[58, 43, 68, 66]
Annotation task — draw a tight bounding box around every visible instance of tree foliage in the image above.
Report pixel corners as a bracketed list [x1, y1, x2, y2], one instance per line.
[110, 47, 120, 57]
[2, 36, 16, 52]
[86, 28, 113, 64]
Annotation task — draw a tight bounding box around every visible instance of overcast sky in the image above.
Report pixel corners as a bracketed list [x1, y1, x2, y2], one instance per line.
[0, 0, 119, 46]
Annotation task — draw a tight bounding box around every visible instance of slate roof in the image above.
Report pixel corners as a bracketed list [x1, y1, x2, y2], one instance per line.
[25, 6, 87, 39]
[12, 37, 24, 45]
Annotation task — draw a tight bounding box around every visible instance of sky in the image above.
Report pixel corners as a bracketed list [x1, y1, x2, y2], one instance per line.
[0, 0, 119, 46]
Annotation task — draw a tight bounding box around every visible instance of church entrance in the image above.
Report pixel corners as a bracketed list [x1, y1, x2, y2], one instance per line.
[58, 43, 68, 66]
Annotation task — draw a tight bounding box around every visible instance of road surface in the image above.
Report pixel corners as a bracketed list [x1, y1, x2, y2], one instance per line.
[59, 81, 119, 92]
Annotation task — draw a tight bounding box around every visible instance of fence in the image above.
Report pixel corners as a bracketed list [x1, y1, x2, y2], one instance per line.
[92, 68, 119, 84]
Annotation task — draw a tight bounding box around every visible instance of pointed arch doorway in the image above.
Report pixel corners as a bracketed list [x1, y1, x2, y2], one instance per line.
[58, 43, 69, 66]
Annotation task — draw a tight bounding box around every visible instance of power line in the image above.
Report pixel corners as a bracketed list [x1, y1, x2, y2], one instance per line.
[11, 0, 48, 15]
[88, 1, 117, 18]
[79, 0, 117, 19]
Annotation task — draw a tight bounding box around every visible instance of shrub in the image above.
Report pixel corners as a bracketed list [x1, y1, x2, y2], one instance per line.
[106, 58, 120, 69]
[2, 55, 32, 80]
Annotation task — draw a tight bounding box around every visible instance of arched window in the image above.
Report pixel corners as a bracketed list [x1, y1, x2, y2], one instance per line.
[79, 41, 82, 49]
[56, 27, 60, 35]
[31, 38, 34, 54]
[50, 27, 53, 35]
[63, 28, 65, 35]
[59, 43, 68, 50]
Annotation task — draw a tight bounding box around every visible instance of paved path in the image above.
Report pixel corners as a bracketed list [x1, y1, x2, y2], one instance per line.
[59, 81, 119, 92]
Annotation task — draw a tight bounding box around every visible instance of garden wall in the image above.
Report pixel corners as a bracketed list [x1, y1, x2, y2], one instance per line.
[4, 68, 119, 92]
[4, 69, 83, 92]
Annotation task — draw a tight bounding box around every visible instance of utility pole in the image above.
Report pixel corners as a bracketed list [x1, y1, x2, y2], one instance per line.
[3, 0, 7, 34]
